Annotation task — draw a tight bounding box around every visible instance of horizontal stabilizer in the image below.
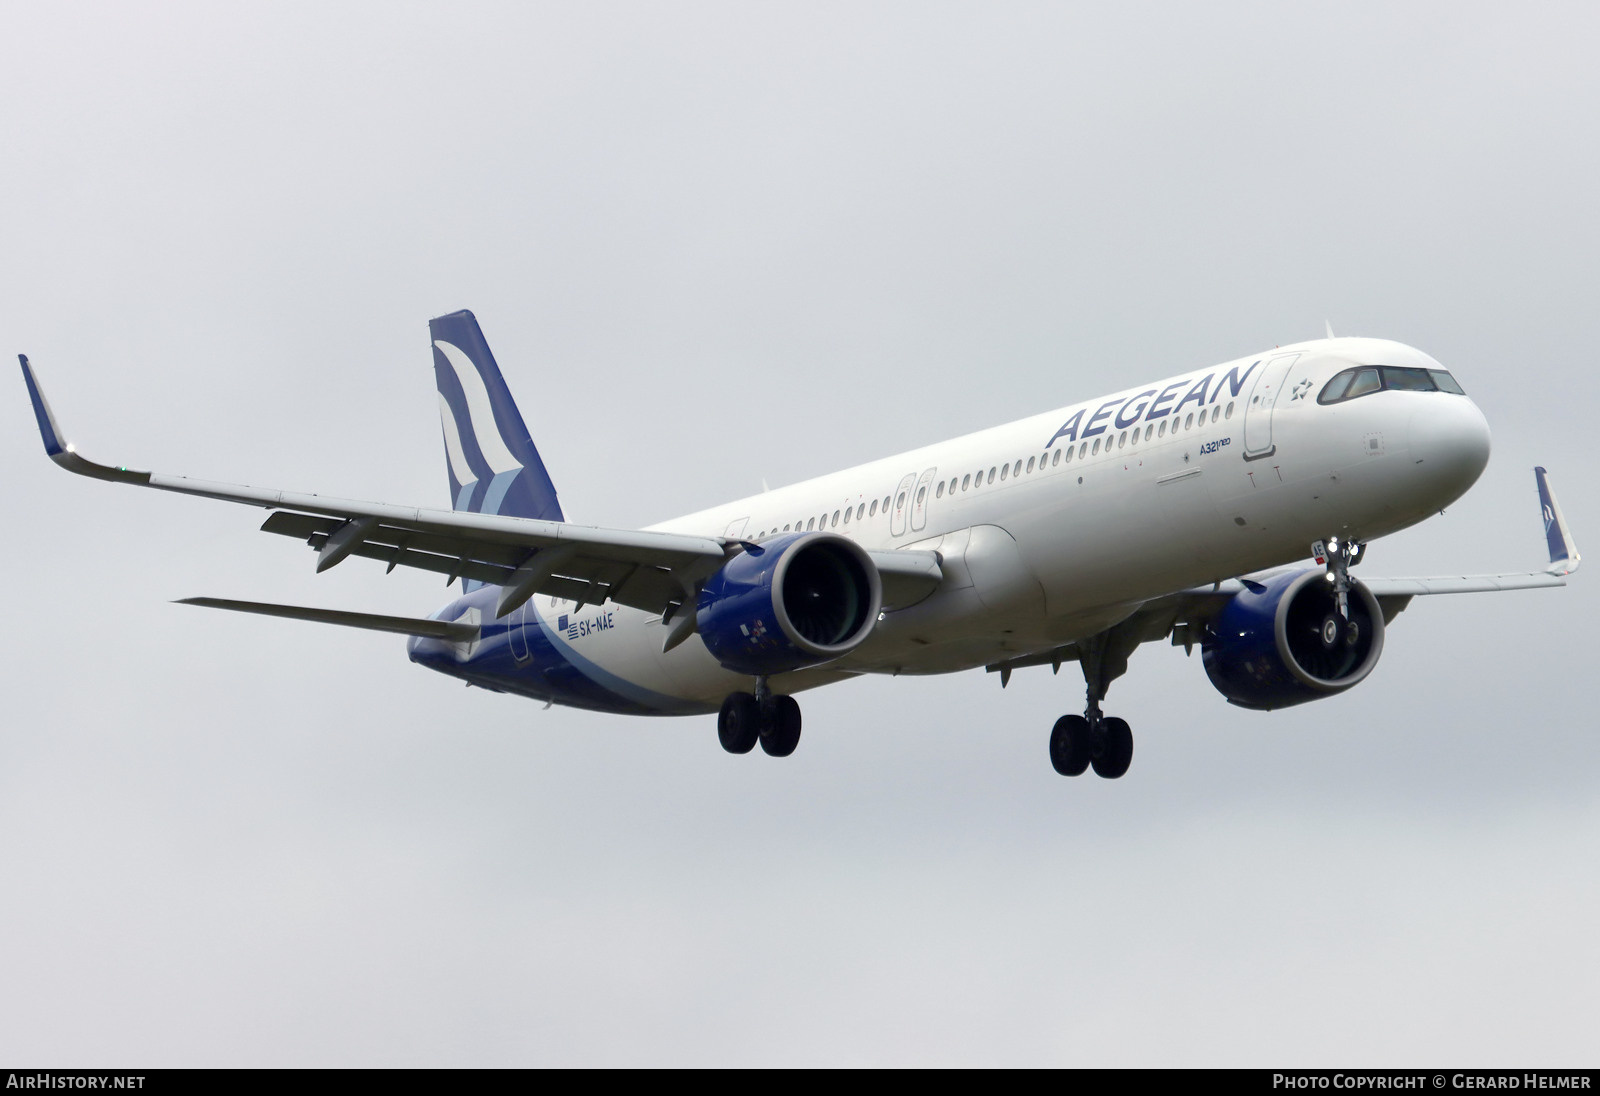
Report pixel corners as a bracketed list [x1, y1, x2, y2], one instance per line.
[175, 597, 478, 640]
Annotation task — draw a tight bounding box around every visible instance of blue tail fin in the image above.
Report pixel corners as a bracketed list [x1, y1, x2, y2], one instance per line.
[429, 310, 564, 523]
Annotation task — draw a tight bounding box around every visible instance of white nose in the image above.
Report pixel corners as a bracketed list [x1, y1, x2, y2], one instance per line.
[1407, 397, 1491, 505]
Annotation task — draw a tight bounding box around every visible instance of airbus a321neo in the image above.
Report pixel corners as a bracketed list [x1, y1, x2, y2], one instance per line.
[19, 311, 1580, 779]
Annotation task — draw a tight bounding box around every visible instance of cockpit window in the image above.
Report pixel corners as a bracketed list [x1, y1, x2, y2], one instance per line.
[1346, 369, 1382, 398]
[1318, 365, 1464, 404]
[1381, 366, 1437, 391]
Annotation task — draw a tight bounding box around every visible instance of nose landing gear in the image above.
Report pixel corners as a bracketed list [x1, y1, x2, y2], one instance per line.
[717, 678, 803, 758]
[1312, 535, 1367, 649]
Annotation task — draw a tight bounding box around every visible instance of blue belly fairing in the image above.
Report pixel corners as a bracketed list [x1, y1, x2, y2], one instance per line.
[406, 586, 708, 716]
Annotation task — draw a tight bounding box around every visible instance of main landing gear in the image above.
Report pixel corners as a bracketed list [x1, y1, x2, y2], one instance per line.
[717, 678, 802, 758]
[1049, 626, 1139, 779]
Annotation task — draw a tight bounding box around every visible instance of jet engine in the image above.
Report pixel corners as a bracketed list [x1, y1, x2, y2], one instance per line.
[1201, 568, 1385, 710]
[696, 532, 882, 676]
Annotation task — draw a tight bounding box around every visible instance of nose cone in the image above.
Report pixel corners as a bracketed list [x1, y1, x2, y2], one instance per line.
[1407, 397, 1491, 506]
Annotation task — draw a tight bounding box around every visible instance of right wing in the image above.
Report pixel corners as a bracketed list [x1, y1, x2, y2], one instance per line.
[22, 354, 728, 618]
[20, 356, 942, 620]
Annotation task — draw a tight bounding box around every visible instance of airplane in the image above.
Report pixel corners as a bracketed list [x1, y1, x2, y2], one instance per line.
[18, 311, 1581, 779]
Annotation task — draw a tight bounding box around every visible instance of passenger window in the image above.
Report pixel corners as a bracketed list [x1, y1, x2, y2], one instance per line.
[1118, 431, 1126, 448]
[1078, 442, 1087, 459]
[915, 488, 925, 504]
[1000, 463, 1008, 481]
[1092, 438, 1101, 455]
[857, 504, 865, 520]
[844, 507, 852, 522]
[936, 482, 944, 499]
[869, 499, 878, 517]
[1053, 449, 1062, 466]
[806, 518, 815, 530]
[1159, 420, 1167, 437]
[884, 496, 891, 511]
[1063, 447, 1072, 464]
[1184, 413, 1193, 429]
[783, 523, 790, 531]
[1027, 456, 1035, 473]
[897, 492, 907, 509]
[962, 474, 971, 490]
[832, 510, 840, 527]
[1013, 460, 1022, 477]
[1225, 401, 1234, 419]
[987, 467, 996, 484]
[1144, 425, 1153, 441]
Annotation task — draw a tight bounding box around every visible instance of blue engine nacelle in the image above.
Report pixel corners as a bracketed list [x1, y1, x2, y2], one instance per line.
[697, 532, 882, 677]
[1201, 569, 1386, 711]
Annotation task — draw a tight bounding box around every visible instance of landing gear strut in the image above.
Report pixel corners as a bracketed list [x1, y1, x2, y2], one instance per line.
[1050, 625, 1138, 779]
[1313, 536, 1367, 652]
[717, 678, 802, 758]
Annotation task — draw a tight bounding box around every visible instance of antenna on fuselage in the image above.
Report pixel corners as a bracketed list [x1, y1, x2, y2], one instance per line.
[1325, 319, 1336, 339]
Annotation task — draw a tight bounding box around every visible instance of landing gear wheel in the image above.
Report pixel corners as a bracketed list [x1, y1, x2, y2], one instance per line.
[1049, 715, 1092, 776]
[759, 695, 802, 757]
[717, 693, 759, 754]
[1319, 612, 1343, 650]
[1091, 717, 1134, 779]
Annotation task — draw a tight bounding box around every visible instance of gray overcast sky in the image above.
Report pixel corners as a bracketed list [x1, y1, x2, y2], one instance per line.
[2, 2, 1596, 1066]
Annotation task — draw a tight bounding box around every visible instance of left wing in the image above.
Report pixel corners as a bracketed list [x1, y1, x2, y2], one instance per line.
[21, 356, 943, 619]
[987, 466, 1580, 682]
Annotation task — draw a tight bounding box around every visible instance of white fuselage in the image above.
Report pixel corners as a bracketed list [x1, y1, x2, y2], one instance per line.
[430, 336, 1491, 714]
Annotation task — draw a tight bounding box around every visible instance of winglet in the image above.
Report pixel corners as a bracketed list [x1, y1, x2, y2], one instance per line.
[19, 355, 66, 456]
[1535, 466, 1581, 576]
[17, 355, 151, 484]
